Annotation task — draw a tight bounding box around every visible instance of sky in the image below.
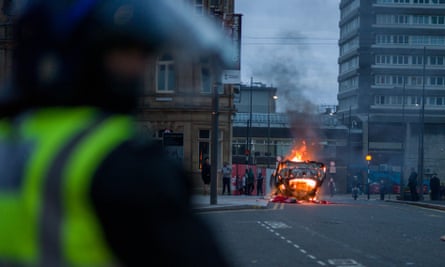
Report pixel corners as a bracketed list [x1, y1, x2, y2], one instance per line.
[235, 0, 341, 112]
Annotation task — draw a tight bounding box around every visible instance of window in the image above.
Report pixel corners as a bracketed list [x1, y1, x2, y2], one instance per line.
[410, 96, 422, 105]
[194, 0, 204, 15]
[396, 15, 408, 24]
[394, 55, 408, 64]
[414, 0, 430, 3]
[210, 0, 220, 7]
[201, 68, 212, 93]
[156, 54, 175, 92]
[428, 97, 444, 105]
[412, 55, 424, 65]
[410, 76, 423, 86]
[200, 58, 213, 93]
[394, 35, 408, 44]
[430, 16, 444, 25]
[375, 95, 387, 105]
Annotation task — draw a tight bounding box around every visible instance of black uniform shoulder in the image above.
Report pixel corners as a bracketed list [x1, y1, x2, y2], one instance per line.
[89, 136, 232, 267]
[90, 136, 193, 212]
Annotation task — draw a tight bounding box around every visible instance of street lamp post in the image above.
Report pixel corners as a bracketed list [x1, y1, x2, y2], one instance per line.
[366, 154, 372, 200]
[267, 94, 278, 168]
[210, 83, 219, 205]
[400, 77, 406, 200]
[247, 77, 253, 167]
[418, 46, 426, 200]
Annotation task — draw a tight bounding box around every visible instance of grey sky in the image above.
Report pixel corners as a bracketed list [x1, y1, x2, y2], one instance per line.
[235, 0, 340, 112]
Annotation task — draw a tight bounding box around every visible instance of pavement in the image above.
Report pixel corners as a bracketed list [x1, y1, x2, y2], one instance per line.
[192, 194, 270, 212]
[192, 192, 445, 212]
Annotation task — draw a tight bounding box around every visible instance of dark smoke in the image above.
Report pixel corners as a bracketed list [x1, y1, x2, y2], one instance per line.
[247, 32, 323, 158]
[247, 32, 317, 114]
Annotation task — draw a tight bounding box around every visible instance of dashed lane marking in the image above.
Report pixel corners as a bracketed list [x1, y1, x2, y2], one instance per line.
[258, 221, 366, 267]
[272, 202, 285, 210]
[327, 258, 365, 266]
[263, 221, 291, 229]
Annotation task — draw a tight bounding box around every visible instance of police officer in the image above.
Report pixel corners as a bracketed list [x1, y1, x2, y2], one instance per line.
[221, 162, 232, 195]
[0, 1, 231, 266]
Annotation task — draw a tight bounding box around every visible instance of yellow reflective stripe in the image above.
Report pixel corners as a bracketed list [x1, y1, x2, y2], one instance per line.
[0, 195, 23, 261]
[63, 115, 134, 265]
[0, 120, 19, 260]
[19, 108, 97, 262]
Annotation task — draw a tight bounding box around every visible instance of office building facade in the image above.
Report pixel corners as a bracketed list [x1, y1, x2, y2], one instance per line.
[338, 0, 445, 187]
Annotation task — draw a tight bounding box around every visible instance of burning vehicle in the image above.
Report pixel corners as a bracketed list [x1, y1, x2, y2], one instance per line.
[272, 159, 327, 201]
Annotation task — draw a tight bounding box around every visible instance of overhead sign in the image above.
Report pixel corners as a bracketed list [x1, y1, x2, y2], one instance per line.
[329, 161, 336, 173]
[221, 13, 241, 84]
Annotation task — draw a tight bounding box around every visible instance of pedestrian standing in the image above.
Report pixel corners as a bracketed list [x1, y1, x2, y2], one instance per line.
[241, 174, 246, 195]
[202, 157, 211, 195]
[256, 170, 264, 196]
[328, 177, 336, 197]
[243, 169, 249, 195]
[221, 162, 232, 195]
[235, 175, 243, 195]
[351, 175, 360, 199]
[379, 179, 386, 200]
[430, 173, 440, 200]
[408, 168, 419, 201]
[247, 168, 255, 195]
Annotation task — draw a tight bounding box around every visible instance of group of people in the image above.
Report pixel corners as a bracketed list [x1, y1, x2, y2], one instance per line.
[236, 168, 264, 196]
[201, 160, 265, 196]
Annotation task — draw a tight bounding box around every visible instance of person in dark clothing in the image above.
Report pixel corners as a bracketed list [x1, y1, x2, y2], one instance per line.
[256, 170, 264, 196]
[243, 169, 249, 195]
[0, 1, 231, 266]
[408, 168, 419, 201]
[379, 179, 386, 200]
[430, 173, 441, 200]
[201, 157, 211, 195]
[246, 168, 255, 195]
[328, 177, 336, 197]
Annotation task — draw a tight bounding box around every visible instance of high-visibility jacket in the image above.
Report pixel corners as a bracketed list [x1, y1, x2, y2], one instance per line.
[0, 107, 136, 266]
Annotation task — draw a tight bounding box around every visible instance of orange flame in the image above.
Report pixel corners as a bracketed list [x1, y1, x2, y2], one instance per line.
[286, 141, 308, 162]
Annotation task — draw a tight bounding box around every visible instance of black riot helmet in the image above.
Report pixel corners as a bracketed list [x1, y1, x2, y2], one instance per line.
[4, 0, 231, 114]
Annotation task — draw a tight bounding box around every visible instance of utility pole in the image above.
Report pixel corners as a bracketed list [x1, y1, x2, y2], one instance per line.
[247, 77, 253, 167]
[267, 90, 271, 168]
[417, 47, 426, 201]
[400, 77, 406, 200]
[366, 154, 372, 200]
[210, 83, 219, 205]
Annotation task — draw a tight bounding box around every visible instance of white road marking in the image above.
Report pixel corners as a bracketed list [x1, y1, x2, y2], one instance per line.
[263, 221, 291, 229]
[259, 221, 365, 267]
